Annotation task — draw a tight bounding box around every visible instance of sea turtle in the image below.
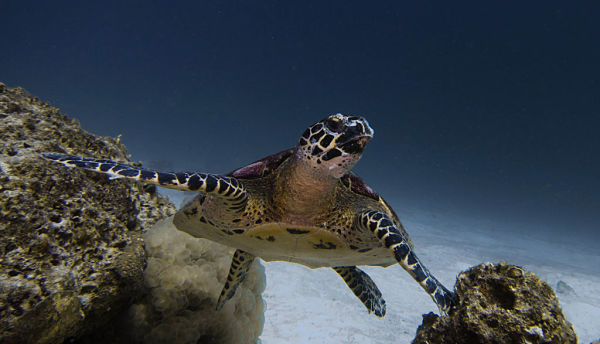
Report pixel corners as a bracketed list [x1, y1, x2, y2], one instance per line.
[42, 113, 456, 317]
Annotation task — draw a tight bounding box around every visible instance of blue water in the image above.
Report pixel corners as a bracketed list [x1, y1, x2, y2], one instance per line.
[1, 2, 599, 339]
[3, 2, 598, 239]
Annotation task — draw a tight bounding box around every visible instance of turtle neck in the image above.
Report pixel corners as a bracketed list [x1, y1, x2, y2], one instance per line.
[271, 149, 340, 223]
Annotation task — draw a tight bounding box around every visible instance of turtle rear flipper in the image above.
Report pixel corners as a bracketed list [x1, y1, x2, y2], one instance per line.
[334, 266, 386, 317]
[216, 249, 255, 310]
[41, 153, 247, 203]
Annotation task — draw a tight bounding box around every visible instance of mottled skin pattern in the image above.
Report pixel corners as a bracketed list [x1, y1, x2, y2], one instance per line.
[42, 114, 456, 317]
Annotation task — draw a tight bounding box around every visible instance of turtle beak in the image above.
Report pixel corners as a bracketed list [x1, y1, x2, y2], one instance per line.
[362, 119, 374, 138]
[340, 135, 371, 154]
[357, 119, 374, 150]
[354, 135, 372, 152]
[356, 135, 371, 148]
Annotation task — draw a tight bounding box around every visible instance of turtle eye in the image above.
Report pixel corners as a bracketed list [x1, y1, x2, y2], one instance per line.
[325, 117, 344, 132]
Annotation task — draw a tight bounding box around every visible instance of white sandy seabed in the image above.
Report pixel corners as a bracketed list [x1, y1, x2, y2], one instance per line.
[162, 190, 600, 343]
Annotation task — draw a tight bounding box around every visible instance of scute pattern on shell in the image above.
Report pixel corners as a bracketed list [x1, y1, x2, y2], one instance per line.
[228, 148, 294, 179]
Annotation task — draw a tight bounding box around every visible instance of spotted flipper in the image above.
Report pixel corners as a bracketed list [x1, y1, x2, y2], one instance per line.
[216, 249, 255, 310]
[357, 210, 456, 314]
[334, 266, 386, 317]
[41, 153, 247, 202]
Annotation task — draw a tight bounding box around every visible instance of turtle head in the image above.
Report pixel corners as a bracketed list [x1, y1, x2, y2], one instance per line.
[297, 113, 374, 178]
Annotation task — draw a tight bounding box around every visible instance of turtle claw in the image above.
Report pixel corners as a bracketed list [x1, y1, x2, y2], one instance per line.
[435, 287, 458, 316]
[368, 297, 387, 317]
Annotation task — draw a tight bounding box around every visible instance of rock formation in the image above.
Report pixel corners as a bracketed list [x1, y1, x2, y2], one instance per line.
[413, 262, 577, 344]
[123, 217, 265, 344]
[0, 82, 265, 343]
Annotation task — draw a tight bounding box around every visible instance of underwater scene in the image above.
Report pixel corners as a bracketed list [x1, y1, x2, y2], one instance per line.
[1, 2, 599, 343]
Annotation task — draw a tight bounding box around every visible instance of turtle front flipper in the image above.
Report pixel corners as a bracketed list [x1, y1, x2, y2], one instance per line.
[216, 249, 255, 310]
[356, 210, 457, 314]
[334, 266, 386, 317]
[41, 153, 247, 203]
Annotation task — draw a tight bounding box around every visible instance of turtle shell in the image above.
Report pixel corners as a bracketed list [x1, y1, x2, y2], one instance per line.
[341, 172, 403, 232]
[227, 147, 380, 202]
[340, 172, 379, 201]
[227, 148, 295, 179]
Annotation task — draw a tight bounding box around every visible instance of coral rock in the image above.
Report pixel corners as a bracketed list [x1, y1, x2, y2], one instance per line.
[0, 82, 176, 343]
[412, 262, 577, 344]
[0, 82, 265, 343]
[125, 218, 266, 344]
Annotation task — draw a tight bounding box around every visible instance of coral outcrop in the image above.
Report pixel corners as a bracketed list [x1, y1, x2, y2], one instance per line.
[412, 262, 577, 344]
[126, 218, 265, 344]
[0, 82, 174, 343]
[0, 82, 265, 343]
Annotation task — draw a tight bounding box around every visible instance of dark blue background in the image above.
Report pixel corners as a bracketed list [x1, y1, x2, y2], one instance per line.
[2, 1, 598, 239]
